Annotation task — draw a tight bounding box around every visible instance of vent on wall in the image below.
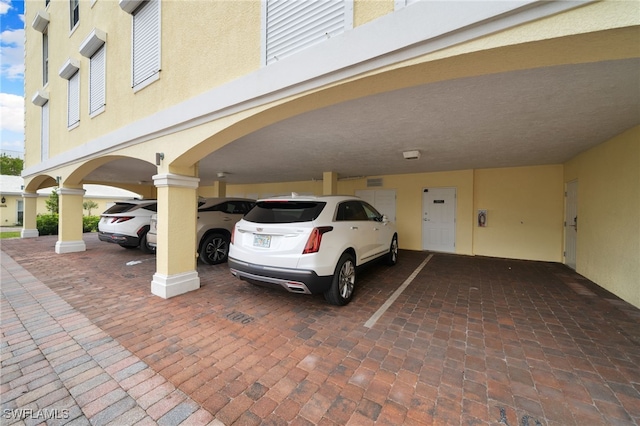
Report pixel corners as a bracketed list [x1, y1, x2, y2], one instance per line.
[367, 178, 383, 188]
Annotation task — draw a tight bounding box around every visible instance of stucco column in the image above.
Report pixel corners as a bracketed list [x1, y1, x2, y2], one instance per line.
[21, 193, 39, 238]
[211, 181, 226, 197]
[151, 173, 201, 298]
[323, 171, 338, 195]
[55, 187, 87, 254]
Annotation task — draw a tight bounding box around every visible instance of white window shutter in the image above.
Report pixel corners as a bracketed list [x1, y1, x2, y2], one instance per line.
[90, 45, 106, 114]
[68, 72, 80, 128]
[265, 0, 347, 65]
[41, 101, 49, 161]
[132, 0, 160, 89]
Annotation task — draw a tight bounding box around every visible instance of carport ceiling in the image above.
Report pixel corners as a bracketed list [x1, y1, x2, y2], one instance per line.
[87, 58, 639, 187]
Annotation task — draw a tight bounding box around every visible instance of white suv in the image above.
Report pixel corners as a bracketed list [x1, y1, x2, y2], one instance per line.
[148, 197, 255, 264]
[98, 199, 157, 253]
[228, 195, 398, 305]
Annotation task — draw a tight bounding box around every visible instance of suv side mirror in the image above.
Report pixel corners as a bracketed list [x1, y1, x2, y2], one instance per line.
[381, 214, 389, 223]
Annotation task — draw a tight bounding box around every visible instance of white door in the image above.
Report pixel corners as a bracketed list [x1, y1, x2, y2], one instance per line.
[564, 180, 578, 270]
[422, 188, 456, 252]
[355, 189, 396, 222]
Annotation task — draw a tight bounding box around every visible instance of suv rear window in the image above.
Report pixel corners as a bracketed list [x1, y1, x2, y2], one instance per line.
[244, 201, 326, 223]
[102, 202, 156, 214]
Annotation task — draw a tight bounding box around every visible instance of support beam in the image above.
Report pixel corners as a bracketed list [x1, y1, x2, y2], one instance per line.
[152, 173, 201, 298]
[55, 187, 86, 254]
[21, 193, 39, 238]
[323, 171, 338, 195]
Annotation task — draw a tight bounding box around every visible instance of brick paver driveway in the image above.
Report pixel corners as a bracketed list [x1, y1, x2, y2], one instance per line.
[2, 234, 639, 425]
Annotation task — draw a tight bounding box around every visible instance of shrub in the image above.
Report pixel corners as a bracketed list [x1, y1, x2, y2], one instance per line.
[36, 214, 101, 235]
[37, 214, 59, 235]
[83, 216, 100, 233]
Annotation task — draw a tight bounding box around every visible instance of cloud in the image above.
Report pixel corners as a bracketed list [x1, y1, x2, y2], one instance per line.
[0, 93, 24, 133]
[0, 28, 24, 80]
[0, 0, 10, 15]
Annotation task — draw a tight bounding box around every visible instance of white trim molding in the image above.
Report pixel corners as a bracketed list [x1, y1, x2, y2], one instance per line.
[58, 58, 80, 80]
[21, 229, 39, 238]
[151, 271, 200, 299]
[79, 28, 107, 58]
[56, 187, 86, 196]
[55, 240, 87, 254]
[153, 173, 200, 189]
[31, 90, 49, 107]
[32, 9, 50, 33]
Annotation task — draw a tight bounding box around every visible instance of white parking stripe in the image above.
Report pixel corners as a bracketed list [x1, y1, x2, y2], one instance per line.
[364, 254, 434, 328]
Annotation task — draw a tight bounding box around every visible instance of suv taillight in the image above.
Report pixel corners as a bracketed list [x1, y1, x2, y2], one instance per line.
[112, 217, 133, 223]
[303, 226, 333, 254]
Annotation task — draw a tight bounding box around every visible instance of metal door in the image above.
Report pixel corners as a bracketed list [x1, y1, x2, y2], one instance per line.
[564, 180, 578, 270]
[422, 187, 456, 252]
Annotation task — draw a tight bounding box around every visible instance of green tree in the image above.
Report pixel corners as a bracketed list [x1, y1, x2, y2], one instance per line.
[46, 189, 59, 213]
[0, 154, 23, 175]
[83, 200, 99, 216]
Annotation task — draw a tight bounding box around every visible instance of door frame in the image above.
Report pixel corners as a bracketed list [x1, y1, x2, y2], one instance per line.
[421, 186, 457, 253]
[564, 180, 578, 270]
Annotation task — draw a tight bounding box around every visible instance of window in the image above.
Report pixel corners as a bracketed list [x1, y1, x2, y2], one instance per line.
[68, 71, 80, 128]
[336, 201, 368, 221]
[132, 0, 160, 90]
[88, 45, 106, 115]
[31, 90, 49, 159]
[41, 101, 49, 161]
[58, 58, 80, 128]
[43, 32, 48, 85]
[263, 0, 353, 66]
[80, 29, 107, 116]
[70, 0, 79, 30]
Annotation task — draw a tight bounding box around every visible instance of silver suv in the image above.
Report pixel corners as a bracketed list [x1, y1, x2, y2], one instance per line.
[148, 197, 255, 264]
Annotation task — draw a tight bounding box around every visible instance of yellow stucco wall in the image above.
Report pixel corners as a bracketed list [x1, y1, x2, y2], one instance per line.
[0, 195, 22, 226]
[564, 126, 640, 308]
[0, 194, 133, 227]
[226, 166, 567, 263]
[473, 165, 565, 262]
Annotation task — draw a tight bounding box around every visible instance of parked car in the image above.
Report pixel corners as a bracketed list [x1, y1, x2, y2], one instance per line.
[228, 195, 398, 305]
[148, 197, 255, 265]
[98, 199, 157, 253]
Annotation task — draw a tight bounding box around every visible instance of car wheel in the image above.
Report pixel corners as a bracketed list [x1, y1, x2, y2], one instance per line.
[199, 233, 229, 265]
[386, 234, 398, 266]
[325, 253, 356, 306]
[139, 232, 156, 254]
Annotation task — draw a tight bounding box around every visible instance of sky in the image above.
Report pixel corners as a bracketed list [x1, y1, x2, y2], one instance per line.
[0, 0, 25, 157]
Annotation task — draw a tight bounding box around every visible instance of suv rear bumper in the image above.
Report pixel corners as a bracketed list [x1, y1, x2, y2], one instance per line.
[228, 257, 333, 295]
[98, 232, 140, 247]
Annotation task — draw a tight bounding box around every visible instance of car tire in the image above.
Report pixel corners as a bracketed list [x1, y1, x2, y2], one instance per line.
[386, 234, 398, 266]
[139, 232, 156, 254]
[199, 233, 229, 265]
[119, 244, 137, 249]
[325, 253, 356, 306]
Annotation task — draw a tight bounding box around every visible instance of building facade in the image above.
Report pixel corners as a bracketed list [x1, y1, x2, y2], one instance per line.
[22, 0, 639, 306]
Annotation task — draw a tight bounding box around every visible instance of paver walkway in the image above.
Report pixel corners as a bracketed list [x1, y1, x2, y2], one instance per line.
[1, 251, 218, 425]
[2, 234, 640, 425]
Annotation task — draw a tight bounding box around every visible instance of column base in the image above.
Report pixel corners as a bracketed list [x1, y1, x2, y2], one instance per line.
[151, 271, 200, 299]
[21, 229, 39, 238]
[55, 240, 87, 254]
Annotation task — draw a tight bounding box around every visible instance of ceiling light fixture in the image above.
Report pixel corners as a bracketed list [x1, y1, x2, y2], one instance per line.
[403, 150, 421, 160]
[217, 172, 227, 179]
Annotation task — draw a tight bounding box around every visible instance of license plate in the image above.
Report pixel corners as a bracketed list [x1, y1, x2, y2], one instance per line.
[253, 234, 271, 248]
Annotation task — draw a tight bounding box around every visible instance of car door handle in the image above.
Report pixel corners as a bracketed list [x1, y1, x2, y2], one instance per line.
[350, 226, 358, 230]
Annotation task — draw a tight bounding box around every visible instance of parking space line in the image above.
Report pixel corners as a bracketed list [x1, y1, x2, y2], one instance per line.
[364, 254, 434, 328]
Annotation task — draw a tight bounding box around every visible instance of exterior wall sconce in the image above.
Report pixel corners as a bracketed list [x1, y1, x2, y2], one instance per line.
[155, 153, 164, 166]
